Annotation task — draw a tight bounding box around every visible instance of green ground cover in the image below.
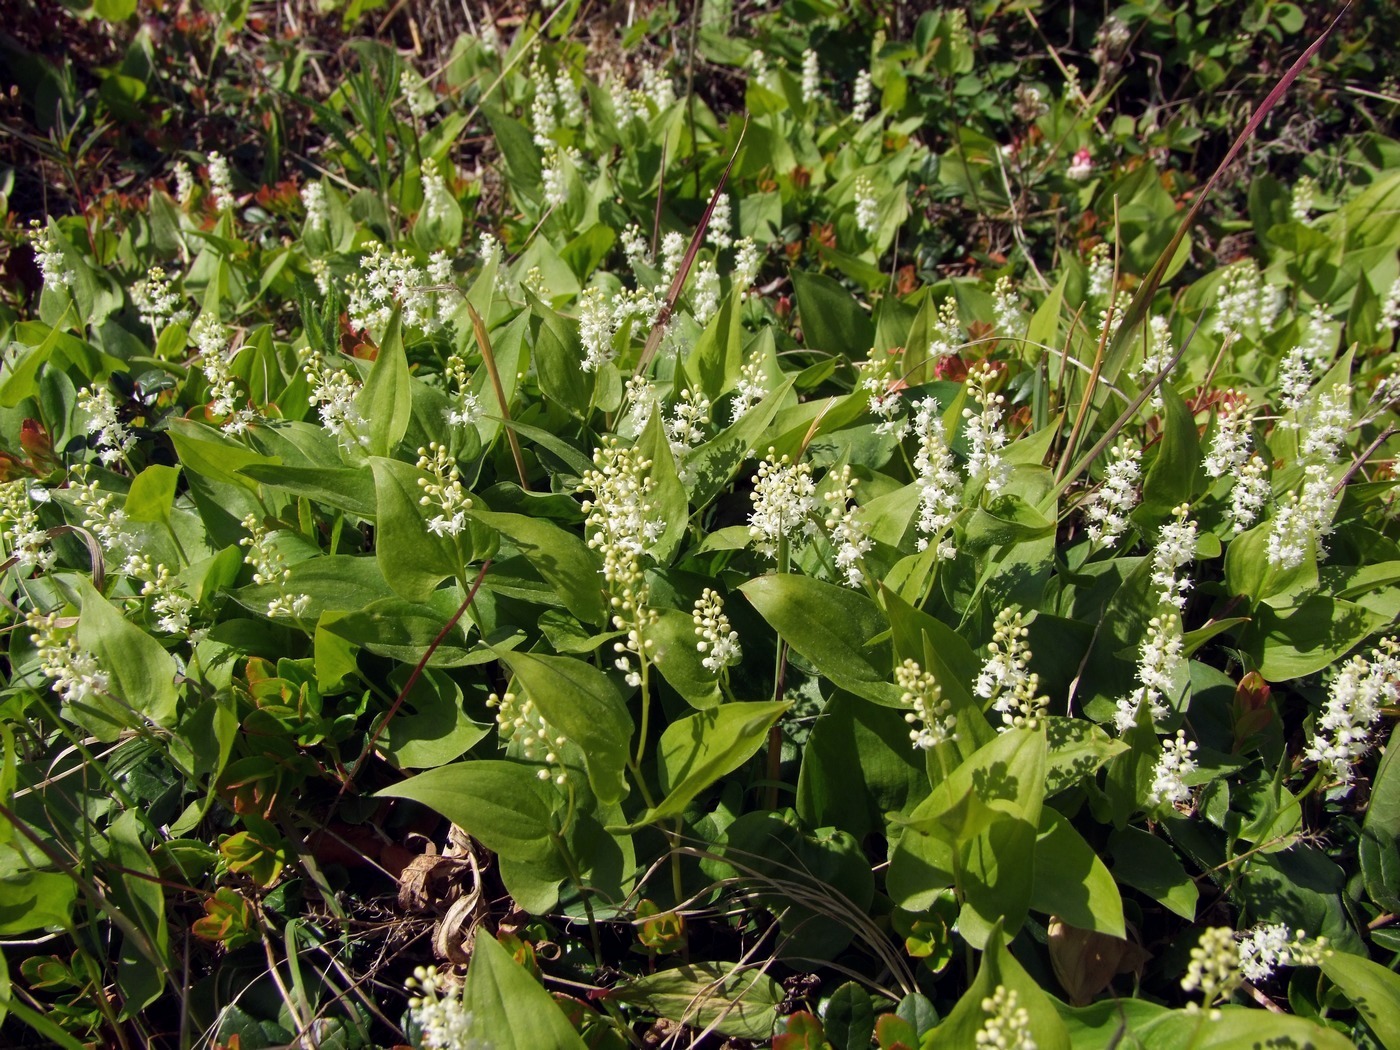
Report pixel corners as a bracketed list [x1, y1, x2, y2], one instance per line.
[2, 0, 1400, 1046]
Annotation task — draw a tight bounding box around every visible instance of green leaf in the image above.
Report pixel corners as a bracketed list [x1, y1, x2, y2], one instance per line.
[109, 810, 168, 1016]
[617, 701, 789, 830]
[380, 667, 491, 769]
[1362, 726, 1400, 912]
[123, 465, 180, 524]
[635, 412, 689, 565]
[1244, 596, 1386, 681]
[1055, 999, 1353, 1049]
[740, 574, 899, 706]
[1320, 951, 1400, 1050]
[234, 554, 396, 621]
[649, 607, 723, 709]
[168, 419, 277, 491]
[376, 761, 559, 865]
[824, 982, 876, 1050]
[74, 576, 179, 733]
[463, 931, 587, 1050]
[369, 457, 461, 602]
[1106, 826, 1197, 920]
[496, 650, 632, 805]
[239, 464, 377, 519]
[358, 311, 411, 457]
[1044, 718, 1128, 796]
[468, 508, 605, 626]
[612, 962, 783, 1041]
[793, 270, 875, 355]
[1138, 383, 1200, 518]
[1031, 809, 1124, 937]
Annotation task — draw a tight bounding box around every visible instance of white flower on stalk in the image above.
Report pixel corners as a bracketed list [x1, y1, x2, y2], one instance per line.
[1381, 277, 1400, 333]
[691, 260, 721, 326]
[443, 354, 482, 428]
[347, 242, 442, 333]
[554, 68, 584, 125]
[0, 481, 55, 575]
[1277, 307, 1336, 419]
[1229, 454, 1270, 532]
[1084, 440, 1142, 546]
[851, 68, 874, 122]
[127, 555, 196, 634]
[640, 60, 676, 110]
[1133, 316, 1174, 410]
[659, 231, 687, 288]
[131, 265, 190, 337]
[749, 448, 816, 559]
[823, 464, 872, 588]
[1303, 638, 1399, 793]
[993, 276, 1020, 335]
[486, 691, 569, 786]
[1237, 925, 1329, 985]
[300, 351, 370, 450]
[706, 192, 733, 250]
[963, 362, 1010, 497]
[1213, 261, 1271, 336]
[28, 611, 110, 708]
[1268, 381, 1350, 569]
[858, 347, 908, 438]
[976, 985, 1036, 1050]
[1203, 394, 1253, 478]
[240, 514, 311, 619]
[530, 64, 557, 146]
[912, 396, 960, 559]
[975, 607, 1049, 731]
[665, 389, 711, 459]
[400, 67, 435, 119]
[800, 49, 821, 104]
[420, 159, 454, 226]
[896, 658, 957, 751]
[1087, 243, 1113, 299]
[207, 151, 235, 213]
[192, 314, 242, 419]
[729, 356, 768, 424]
[69, 469, 132, 556]
[173, 161, 195, 206]
[541, 146, 577, 210]
[76, 386, 136, 466]
[406, 966, 490, 1049]
[693, 588, 740, 673]
[27, 221, 71, 291]
[732, 238, 763, 293]
[1146, 729, 1198, 807]
[927, 297, 961, 360]
[301, 181, 328, 234]
[1182, 927, 1241, 1012]
[417, 443, 473, 538]
[578, 287, 615, 372]
[1290, 175, 1317, 225]
[1151, 503, 1198, 610]
[621, 224, 652, 275]
[853, 176, 879, 237]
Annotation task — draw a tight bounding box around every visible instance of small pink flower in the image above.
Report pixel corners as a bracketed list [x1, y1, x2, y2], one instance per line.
[1068, 147, 1094, 181]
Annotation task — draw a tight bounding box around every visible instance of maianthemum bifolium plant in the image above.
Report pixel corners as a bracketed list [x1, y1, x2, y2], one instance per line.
[1, 0, 1400, 1047]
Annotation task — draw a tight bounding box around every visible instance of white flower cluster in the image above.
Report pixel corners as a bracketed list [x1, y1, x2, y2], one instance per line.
[975, 607, 1049, 731]
[749, 449, 816, 559]
[1, 481, 54, 575]
[853, 176, 879, 237]
[348, 243, 453, 333]
[405, 965, 491, 1049]
[541, 146, 580, 209]
[578, 285, 663, 372]
[580, 438, 664, 687]
[444, 354, 482, 429]
[896, 658, 957, 750]
[640, 60, 676, 110]
[486, 690, 568, 786]
[1084, 440, 1142, 546]
[1202, 394, 1253, 478]
[530, 60, 558, 145]
[1181, 926, 1242, 1011]
[27, 221, 71, 292]
[659, 231, 687, 287]
[692, 260, 721, 326]
[963, 362, 1010, 497]
[666, 388, 711, 460]
[851, 68, 874, 122]
[77, 385, 136, 466]
[859, 347, 909, 438]
[301, 181, 328, 234]
[1146, 729, 1198, 807]
[1381, 277, 1400, 333]
[706, 192, 733, 250]
[1229, 454, 1270, 533]
[1290, 175, 1317, 225]
[823, 464, 872, 588]
[729, 356, 768, 424]
[192, 315, 254, 434]
[912, 396, 960, 559]
[993, 276, 1020, 335]
[417, 443, 473, 538]
[1087, 243, 1114, 299]
[800, 49, 821, 104]
[28, 611, 110, 709]
[1268, 381, 1351, 569]
[300, 351, 370, 450]
[927, 297, 962, 360]
[621, 224, 651, 275]
[1133, 316, 1175, 410]
[976, 985, 1036, 1050]
[400, 67, 436, 120]
[419, 159, 454, 226]
[207, 151, 236, 214]
[240, 514, 311, 620]
[1303, 638, 1399, 792]
[693, 588, 740, 674]
[132, 265, 190, 337]
[1237, 924, 1328, 984]
[1115, 505, 1196, 733]
[127, 555, 195, 635]
[173, 161, 195, 206]
[1277, 307, 1336, 419]
[1213, 261, 1278, 336]
[69, 470, 132, 556]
